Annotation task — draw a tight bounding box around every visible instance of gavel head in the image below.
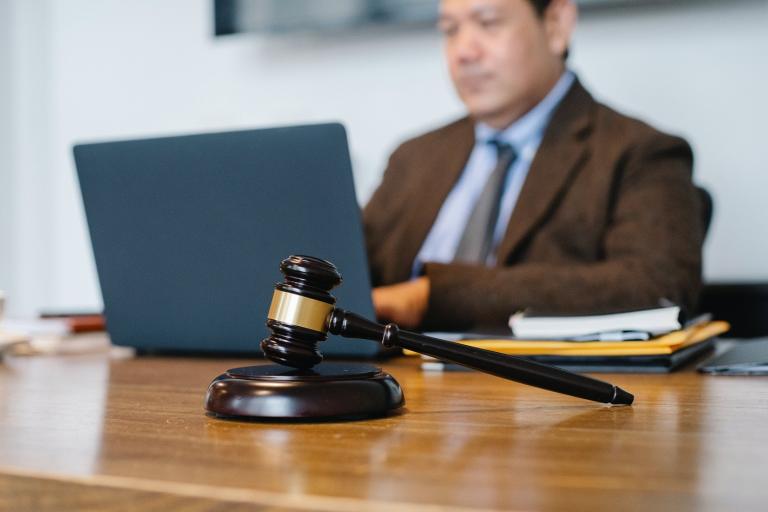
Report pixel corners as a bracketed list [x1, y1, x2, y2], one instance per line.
[260, 255, 342, 369]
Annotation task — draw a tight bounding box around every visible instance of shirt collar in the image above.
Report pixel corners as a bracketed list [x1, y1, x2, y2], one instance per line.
[474, 69, 576, 150]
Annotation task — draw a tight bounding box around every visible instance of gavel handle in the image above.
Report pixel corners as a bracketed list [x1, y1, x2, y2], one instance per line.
[327, 309, 633, 405]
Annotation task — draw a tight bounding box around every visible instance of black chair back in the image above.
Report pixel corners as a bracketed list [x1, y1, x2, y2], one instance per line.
[697, 186, 713, 239]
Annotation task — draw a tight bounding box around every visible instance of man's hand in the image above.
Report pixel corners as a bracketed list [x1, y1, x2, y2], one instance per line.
[372, 277, 430, 329]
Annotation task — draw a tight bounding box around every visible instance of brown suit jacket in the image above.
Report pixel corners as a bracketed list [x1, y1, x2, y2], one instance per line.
[363, 79, 703, 331]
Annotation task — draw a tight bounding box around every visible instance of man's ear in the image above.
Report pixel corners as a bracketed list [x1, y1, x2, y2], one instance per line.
[544, 0, 578, 59]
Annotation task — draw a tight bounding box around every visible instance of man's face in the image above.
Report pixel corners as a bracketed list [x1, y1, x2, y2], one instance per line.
[438, 0, 567, 128]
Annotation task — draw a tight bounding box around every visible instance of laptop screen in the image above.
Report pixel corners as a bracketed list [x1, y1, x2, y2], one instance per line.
[74, 123, 381, 356]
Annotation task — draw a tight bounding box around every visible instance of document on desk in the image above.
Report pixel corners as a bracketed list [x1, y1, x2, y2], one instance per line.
[508, 305, 682, 339]
[0, 330, 29, 358]
[421, 322, 728, 356]
[418, 322, 729, 373]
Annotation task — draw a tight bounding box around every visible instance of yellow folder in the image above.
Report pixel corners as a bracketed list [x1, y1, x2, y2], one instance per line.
[404, 321, 729, 357]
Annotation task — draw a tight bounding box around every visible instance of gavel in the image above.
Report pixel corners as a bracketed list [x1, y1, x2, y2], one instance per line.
[260, 255, 633, 405]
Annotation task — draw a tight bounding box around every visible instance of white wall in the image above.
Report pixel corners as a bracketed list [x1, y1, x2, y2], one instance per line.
[2, 0, 57, 316]
[2, 0, 767, 316]
[0, 0, 12, 294]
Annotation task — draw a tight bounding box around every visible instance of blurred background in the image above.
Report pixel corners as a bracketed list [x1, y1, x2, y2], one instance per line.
[0, 0, 766, 317]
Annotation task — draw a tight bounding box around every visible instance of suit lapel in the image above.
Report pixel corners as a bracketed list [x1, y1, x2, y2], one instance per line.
[396, 118, 475, 280]
[496, 79, 595, 263]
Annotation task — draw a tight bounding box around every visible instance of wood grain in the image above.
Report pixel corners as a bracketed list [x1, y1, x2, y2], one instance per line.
[1, 349, 767, 511]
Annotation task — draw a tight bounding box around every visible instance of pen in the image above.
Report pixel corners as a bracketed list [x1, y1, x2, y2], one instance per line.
[569, 330, 651, 342]
[685, 313, 712, 329]
[373, 320, 634, 405]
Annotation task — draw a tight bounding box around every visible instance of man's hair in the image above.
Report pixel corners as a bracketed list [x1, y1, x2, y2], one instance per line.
[529, 0, 552, 17]
[528, 0, 569, 60]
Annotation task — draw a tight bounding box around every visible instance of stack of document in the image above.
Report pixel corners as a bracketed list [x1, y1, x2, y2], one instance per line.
[0, 315, 110, 358]
[409, 306, 729, 373]
[0, 329, 29, 358]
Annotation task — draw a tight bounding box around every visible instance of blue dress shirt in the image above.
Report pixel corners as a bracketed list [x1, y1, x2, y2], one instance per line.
[412, 70, 576, 277]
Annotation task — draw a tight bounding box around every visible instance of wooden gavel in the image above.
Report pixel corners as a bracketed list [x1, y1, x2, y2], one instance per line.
[260, 255, 633, 405]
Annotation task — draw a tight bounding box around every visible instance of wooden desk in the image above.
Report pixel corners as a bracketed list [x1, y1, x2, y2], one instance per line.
[1, 351, 767, 511]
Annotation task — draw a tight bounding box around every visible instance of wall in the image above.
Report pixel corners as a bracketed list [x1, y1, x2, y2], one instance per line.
[2, 0, 767, 316]
[0, 0, 12, 297]
[2, 0, 57, 315]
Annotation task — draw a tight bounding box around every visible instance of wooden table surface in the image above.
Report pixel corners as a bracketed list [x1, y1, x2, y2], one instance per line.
[1, 349, 767, 511]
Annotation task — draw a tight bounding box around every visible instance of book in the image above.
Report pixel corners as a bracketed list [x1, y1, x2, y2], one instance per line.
[422, 337, 717, 374]
[416, 322, 728, 374]
[38, 312, 106, 333]
[508, 305, 682, 339]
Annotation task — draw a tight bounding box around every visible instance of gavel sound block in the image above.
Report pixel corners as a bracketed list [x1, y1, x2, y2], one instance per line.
[204, 255, 633, 421]
[204, 256, 405, 420]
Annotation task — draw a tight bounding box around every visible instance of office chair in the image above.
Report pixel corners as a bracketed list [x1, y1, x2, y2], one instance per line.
[696, 186, 768, 337]
[697, 186, 713, 239]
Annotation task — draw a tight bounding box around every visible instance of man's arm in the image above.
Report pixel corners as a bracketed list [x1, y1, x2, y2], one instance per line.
[363, 142, 413, 287]
[372, 276, 430, 329]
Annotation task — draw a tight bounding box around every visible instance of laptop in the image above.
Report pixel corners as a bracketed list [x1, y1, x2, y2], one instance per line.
[74, 123, 387, 357]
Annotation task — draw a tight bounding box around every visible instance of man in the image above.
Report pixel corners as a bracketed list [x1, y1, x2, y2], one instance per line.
[364, 0, 703, 331]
